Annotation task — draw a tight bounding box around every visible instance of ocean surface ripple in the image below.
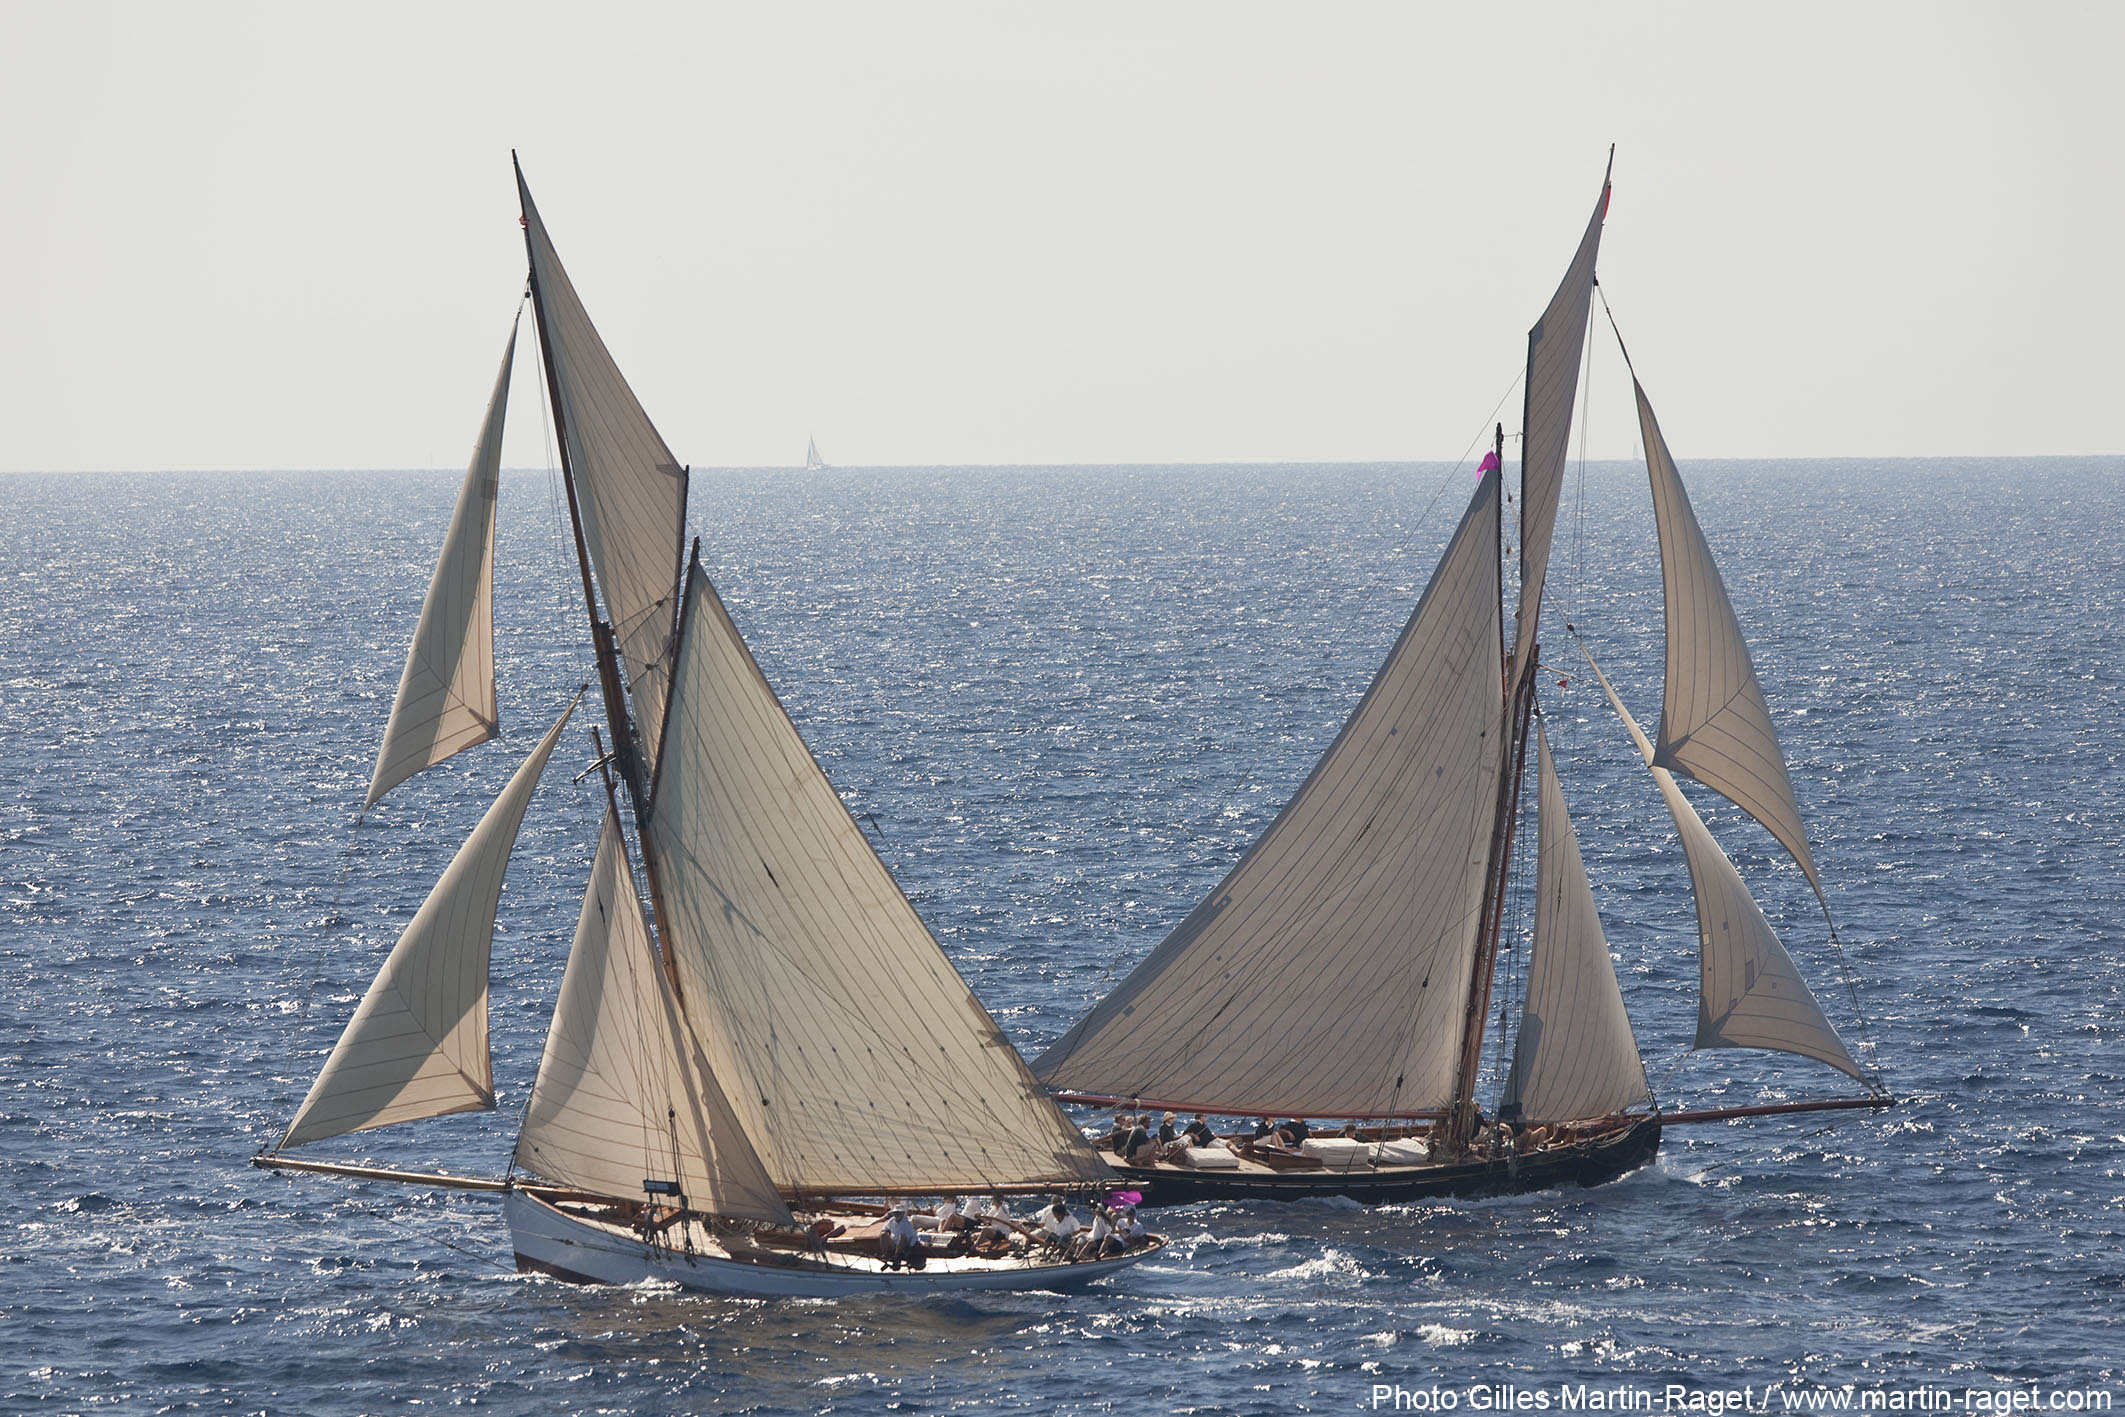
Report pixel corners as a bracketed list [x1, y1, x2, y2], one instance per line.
[1, 458, 2119, 1413]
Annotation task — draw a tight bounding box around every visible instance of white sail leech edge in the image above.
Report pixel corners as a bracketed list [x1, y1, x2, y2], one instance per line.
[1032, 468, 1507, 1118]
[363, 314, 517, 812]
[281, 692, 582, 1149]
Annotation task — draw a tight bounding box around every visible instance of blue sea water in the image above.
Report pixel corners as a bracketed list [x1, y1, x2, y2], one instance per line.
[1, 457, 2120, 1414]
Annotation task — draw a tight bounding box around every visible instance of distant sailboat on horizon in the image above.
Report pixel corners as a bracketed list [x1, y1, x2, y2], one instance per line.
[805, 434, 827, 471]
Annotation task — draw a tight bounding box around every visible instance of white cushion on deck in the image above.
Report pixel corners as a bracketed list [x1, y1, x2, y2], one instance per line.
[1299, 1137, 1372, 1169]
[1179, 1146, 1240, 1169]
[1372, 1139, 1430, 1165]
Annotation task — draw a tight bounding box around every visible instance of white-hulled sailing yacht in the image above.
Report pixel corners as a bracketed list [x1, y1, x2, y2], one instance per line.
[1032, 153, 1893, 1205]
[254, 158, 1162, 1295]
[805, 435, 826, 471]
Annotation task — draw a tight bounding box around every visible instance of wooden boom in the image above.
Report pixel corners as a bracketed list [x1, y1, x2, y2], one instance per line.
[251, 1153, 512, 1192]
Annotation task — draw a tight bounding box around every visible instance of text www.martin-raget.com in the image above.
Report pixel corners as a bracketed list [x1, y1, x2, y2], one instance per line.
[1368, 1386, 2116, 1415]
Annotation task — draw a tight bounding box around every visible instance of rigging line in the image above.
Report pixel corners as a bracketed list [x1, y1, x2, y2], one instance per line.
[1595, 281, 1638, 380]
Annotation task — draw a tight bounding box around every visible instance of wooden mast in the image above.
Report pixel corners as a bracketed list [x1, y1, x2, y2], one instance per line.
[1447, 422, 1539, 1153]
[513, 152, 685, 991]
[515, 155, 644, 808]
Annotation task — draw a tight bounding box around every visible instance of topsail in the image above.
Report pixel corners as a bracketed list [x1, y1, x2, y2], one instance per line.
[363, 316, 516, 811]
[1511, 162, 1610, 676]
[517, 163, 688, 770]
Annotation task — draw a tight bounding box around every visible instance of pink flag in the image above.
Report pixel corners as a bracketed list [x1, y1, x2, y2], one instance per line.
[1477, 450, 1501, 475]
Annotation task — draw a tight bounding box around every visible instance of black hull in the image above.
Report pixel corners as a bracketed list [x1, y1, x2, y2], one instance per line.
[1111, 1118, 1662, 1208]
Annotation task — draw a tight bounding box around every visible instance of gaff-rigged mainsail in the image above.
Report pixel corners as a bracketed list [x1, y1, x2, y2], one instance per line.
[1636, 380, 1822, 896]
[281, 693, 579, 1148]
[1033, 468, 1507, 1118]
[646, 560, 1112, 1195]
[363, 315, 517, 812]
[517, 163, 688, 772]
[1501, 723, 1651, 1122]
[1584, 655, 1865, 1081]
[514, 810, 791, 1225]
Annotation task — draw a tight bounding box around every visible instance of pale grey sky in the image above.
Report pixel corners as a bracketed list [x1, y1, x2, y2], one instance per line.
[3, 1, 2117, 471]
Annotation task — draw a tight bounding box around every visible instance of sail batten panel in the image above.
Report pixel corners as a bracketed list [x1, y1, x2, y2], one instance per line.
[1502, 726, 1650, 1122]
[281, 696, 578, 1149]
[515, 813, 790, 1224]
[364, 318, 516, 811]
[1638, 381, 1821, 894]
[646, 564, 1110, 1194]
[1033, 472, 1507, 1117]
[518, 170, 686, 767]
[1512, 168, 1609, 676]
[1586, 659, 1864, 1082]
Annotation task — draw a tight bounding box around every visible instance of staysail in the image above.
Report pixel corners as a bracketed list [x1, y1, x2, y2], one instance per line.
[363, 316, 516, 811]
[1636, 380, 1821, 895]
[1584, 655, 1864, 1081]
[1511, 160, 1610, 677]
[517, 162, 688, 769]
[514, 810, 791, 1224]
[1034, 469, 1507, 1117]
[646, 560, 1111, 1194]
[281, 694, 579, 1148]
[1501, 723, 1651, 1122]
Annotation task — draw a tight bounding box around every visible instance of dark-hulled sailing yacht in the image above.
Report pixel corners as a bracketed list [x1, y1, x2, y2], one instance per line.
[1032, 155, 1894, 1206]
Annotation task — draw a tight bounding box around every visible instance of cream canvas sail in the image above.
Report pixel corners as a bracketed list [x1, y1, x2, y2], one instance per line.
[515, 811, 790, 1225]
[1034, 470, 1508, 1117]
[1501, 724, 1651, 1123]
[646, 562, 1111, 1194]
[1586, 656, 1864, 1082]
[281, 695, 578, 1148]
[1637, 379, 1821, 896]
[363, 318, 516, 812]
[1511, 165, 1609, 676]
[517, 164, 687, 767]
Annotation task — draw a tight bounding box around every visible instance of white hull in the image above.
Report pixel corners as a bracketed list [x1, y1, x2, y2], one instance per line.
[504, 1191, 1159, 1298]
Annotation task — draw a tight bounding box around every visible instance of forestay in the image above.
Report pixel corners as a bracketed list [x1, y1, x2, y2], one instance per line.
[646, 562, 1110, 1194]
[1511, 163, 1609, 677]
[281, 695, 578, 1148]
[1585, 656, 1864, 1082]
[1502, 724, 1651, 1122]
[363, 317, 515, 811]
[515, 811, 790, 1225]
[517, 164, 687, 766]
[1034, 471, 1508, 1117]
[1637, 380, 1821, 896]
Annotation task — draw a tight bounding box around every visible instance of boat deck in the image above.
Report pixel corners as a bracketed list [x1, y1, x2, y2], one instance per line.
[1094, 1118, 1664, 1205]
[530, 1193, 1164, 1282]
